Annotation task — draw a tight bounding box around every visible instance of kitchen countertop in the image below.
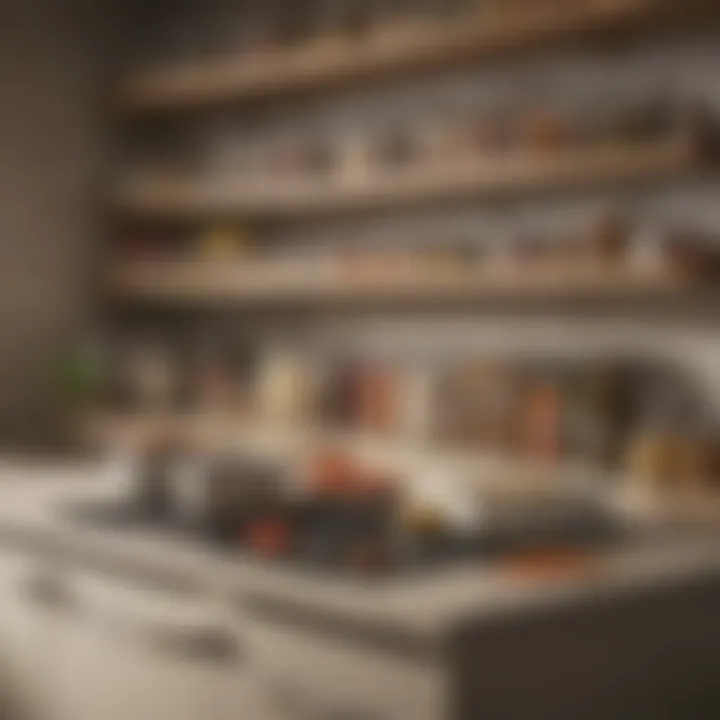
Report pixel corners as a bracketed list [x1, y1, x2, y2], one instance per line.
[0, 457, 718, 652]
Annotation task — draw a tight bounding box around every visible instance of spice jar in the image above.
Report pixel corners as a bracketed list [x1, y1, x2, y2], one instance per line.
[587, 212, 632, 264]
[435, 361, 521, 449]
[334, 132, 377, 184]
[518, 377, 564, 464]
[563, 363, 637, 467]
[520, 109, 573, 154]
[124, 344, 180, 412]
[257, 349, 316, 426]
[355, 365, 401, 435]
[197, 224, 253, 259]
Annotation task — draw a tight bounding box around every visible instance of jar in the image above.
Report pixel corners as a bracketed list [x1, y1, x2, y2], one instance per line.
[258, 350, 316, 426]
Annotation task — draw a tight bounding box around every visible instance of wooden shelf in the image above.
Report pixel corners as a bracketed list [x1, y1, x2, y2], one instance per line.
[115, 137, 702, 222]
[116, 0, 666, 115]
[110, 258, 690, 307]
[81, 413, 616, 486]
[82, 414, 720, 521]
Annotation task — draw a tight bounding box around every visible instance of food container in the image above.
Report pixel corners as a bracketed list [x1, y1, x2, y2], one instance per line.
[415, 121, 469, 165]
[334, 133, 377, 184]
[397, 365, 436, 442]
[586, 212, 632, 264]
[171, 452, 287, 541]
[607, 100, 675, 143]
[661, 231, 720, 282]
[562, 363, 638, 468]
[400, 467, 481, 537]
[257, 349, 317, 426]
[517, 377, 564, 464]
[124, 344, 181, 412]
[519, 109, 573, 154]
[434, 361, 522, 449]
[627, 431, 717, 493]
[355, 365, 402, 435]
[375, 129, 417, 171]
[191, 343, 250, 414]
[196, 225, 253, 259]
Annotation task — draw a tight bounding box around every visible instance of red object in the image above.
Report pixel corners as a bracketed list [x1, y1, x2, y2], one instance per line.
[309, 451, 394, 500]
[312, 452, 358, 493]
[246, 518, 292, 558]
[521, 383, 563, 463]
[499, 547, 595, 580]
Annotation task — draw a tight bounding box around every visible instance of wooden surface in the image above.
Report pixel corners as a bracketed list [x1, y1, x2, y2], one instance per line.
[115, 136, 701, 221]
[109, 257, 690, 306]
[116, 0, 654, 115]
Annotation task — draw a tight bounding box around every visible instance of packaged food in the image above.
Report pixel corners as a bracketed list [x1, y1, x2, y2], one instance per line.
[661, 230, 720, 282]
[518, 378, 563, 464]
[334, 133, 377, 184]
[197, 225, 253, 259]
[355, 365, 401, 434]
[520, 109, 573, 153]
[587, 212, 632, 264]
[434, 361, 522, 449]
[257, 349, 316, 425]
[124, 344, 180, 412]
[563, 363, 637, 467]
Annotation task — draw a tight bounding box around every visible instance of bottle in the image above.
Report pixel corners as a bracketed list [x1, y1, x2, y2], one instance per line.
[258, 349, 316, 426]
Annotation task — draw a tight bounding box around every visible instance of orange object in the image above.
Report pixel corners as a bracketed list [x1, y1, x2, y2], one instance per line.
[519, 381, 563, 463]
[246, 519, 292, 558]
[311, 452, 361, 494]
[499, 547, 595, 581]
[521, 110, 572, 153]
[309, 450, 394, 496]
[355, 367, 399, 434]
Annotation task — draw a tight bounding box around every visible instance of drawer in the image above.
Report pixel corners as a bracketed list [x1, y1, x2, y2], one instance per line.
[240, 597, 448, 720]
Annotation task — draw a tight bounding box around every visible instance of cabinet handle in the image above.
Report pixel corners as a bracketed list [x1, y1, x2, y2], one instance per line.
[79, 593, 242, 664]
[21, 573, 76, 612]
[149, 625, 242, 663]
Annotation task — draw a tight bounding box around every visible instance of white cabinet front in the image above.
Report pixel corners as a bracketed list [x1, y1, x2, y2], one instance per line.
[0, 545, 67, 720]
[242, 605, 448, 720]
[55, 570, 241, 720]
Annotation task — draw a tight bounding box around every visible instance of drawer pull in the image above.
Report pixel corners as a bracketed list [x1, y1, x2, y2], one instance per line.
[21, 574, 75, 612]
[147, 625, 242, 663]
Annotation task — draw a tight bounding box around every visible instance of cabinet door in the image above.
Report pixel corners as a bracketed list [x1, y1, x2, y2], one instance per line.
[56, 570, 242, 720]
[240, 604, 448, 720]
[0, 546, 65, 720]
[210, 609, 284, 720]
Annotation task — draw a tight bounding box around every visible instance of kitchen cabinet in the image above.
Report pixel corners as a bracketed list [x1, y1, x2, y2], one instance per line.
[240, 602, 449, 720]
[54, 569, 243, 720]
[0, 544, 64, 720]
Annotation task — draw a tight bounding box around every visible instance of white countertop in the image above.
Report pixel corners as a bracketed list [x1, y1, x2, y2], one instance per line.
[0, 457, 718, 645]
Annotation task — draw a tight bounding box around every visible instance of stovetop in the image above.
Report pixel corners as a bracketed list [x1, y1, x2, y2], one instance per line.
[65, 497, 637, 582]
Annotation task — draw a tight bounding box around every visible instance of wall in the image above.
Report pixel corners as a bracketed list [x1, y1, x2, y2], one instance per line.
[0, 0, 114, 448]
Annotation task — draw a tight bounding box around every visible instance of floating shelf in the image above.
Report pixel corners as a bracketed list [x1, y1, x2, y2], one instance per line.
[110, 258, 691, 308]
[81, 413, 616, 485]
[82, 414, 720, 521]
[116, 0, 672, 115]
[114, 137, 703, 222]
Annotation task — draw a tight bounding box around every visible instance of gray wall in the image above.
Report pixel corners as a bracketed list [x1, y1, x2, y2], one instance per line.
[0, 0, 112, 448]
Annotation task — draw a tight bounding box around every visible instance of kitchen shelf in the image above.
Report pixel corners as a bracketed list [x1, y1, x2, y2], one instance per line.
[109, 258, 692, 307]
[83, 412, 720, 518]
[81, 412, 615, 485]
[116, 0, 684, 115]
[114, 137, 703, 222]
